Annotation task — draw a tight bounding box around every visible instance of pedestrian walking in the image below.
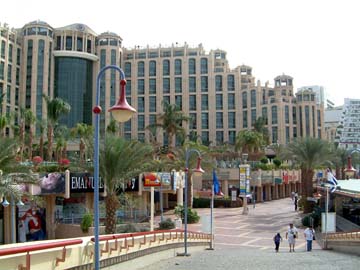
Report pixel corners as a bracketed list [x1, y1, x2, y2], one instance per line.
[294, 196, 298, 211]
[273, 232, 282, 252]
[304, 226, 315, 251]
[285, 223, 298, 252]
[291, 191, 295, 201]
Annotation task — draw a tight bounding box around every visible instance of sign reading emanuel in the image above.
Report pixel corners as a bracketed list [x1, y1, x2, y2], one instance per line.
[70, 173, 104, 193]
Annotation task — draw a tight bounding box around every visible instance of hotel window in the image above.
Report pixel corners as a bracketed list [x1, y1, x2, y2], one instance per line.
[66, 36, 72, 50]
[175, 59, 182, 75]
[202, 131, 209, 145]
[163, 78, 170, 94]
[299, 107, 303, 136]
[1, 41, 5, 59]
[228, 93, 235, 110]
[243, 111, 248, 128]
[175, 95, 182, 109]
[227, 75, 235, 91]
[138, 115, 145, 131]
[201, 113, 209, 129]
[201, 58, 208, 74]
[7, 64, 12, 83]
[189, 77, 196, 92]
[175, 77, 182, 93]
[228, 112, 236, 128]
[190, 113, 197, 129]
[138, 61, 145, 77]
[305, 105, 310, 136]
[126, 80, 131, 96]
[189, 58, 196, 74]
[16, 48, 21, 65]
[149, 60, 156, 76]
[229, 131, 236, 144]
[216, 131, 224, 144]
[201, 94, 208, 110]
[201, 76, 208, 92]
[149, 79, 156, 94]
[87, 39, 92, 53]
[137, 97, 145, 113]
[137, 79, 144, 95]
[149, 96, 156, 112]
[272, 127, 278, 143]
[138, 133, 145, 142]
[251, 109, 256, 126]
[242, 92, 247, 109]
[8, 44, 13, 62]
[189, 95, 196, 110]
[215, 75, 223, 92]
[163, 96, 170, 105]
[285, 105, 289, 124]
[16, 68, 20, 85]
[7, 85, 11, 104]
[0, 61, 4, 80]
[292, 107, 297, 124]
[317, 110, 321, 127]
[216, 112, 224, 128]
[100, 49, 106, 68]
[76, 37, 83, 51]
[149, 114, 156, 125]
[216, 94, 223, 110]
[125, 62, 131, 77]
[15, 87, 19, 106]
[163, 59, 170, 76]
[262, 107, 268, 124]
[251, 90, 256, 107]
[271, 106, 278, 124]
[286, 127, 290, 144]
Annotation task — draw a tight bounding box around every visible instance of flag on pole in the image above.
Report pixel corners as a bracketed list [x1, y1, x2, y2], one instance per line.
[326, 170, 338, 193]
[213, 169, 220, 195]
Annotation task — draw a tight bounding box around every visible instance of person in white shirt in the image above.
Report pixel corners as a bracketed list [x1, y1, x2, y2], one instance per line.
[285, 223, 298, 252]
[304, 226, 315, 251]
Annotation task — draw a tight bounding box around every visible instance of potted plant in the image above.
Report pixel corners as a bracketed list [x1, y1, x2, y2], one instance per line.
[80, 212, 93, 233]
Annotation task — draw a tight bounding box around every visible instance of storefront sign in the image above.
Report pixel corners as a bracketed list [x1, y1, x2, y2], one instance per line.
[143, 172, 161, 187]
[70, 173, 104, 193]
[123, 176, 139, 192]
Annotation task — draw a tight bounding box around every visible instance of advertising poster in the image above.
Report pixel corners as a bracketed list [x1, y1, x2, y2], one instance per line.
[31, 173, 66, 195]
[18, 203, 46, 242]
[143, 172, 161, 187]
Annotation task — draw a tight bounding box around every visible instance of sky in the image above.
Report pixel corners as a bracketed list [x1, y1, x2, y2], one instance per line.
[2, 0, 359, 106]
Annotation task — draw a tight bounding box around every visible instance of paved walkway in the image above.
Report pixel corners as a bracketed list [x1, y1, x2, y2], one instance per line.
[147, 198, 360, 269]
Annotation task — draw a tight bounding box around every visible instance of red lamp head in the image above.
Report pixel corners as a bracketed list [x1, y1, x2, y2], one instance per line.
[108, 79, 136, 122]
[193, 157, 205, 176]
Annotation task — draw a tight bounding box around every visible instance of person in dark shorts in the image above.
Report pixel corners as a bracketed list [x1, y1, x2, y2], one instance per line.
[273, 232, 282, 252]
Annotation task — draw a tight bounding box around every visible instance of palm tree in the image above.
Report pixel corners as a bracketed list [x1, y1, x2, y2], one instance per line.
[99, 135, 155, 234]
[43, 96, 71, 161]
[253, 116, 270, 145]
[147, 101, 190, 151]
[0, 138, 37, 201]
[18, 108, 36, 161]
[70, 123, 93, 165]
[54, 125, 70, 161]
[36, 119, 47, 160]
[235, 130, 264, 154]
[106, 118, 119, 135]
[280, 138, 333, 213]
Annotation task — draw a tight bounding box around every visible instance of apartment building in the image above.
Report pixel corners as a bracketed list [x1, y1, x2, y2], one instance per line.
[337, 98, 360, 150]
[0, 21, 324, 146]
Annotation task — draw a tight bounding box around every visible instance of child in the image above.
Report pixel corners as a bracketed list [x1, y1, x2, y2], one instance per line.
[273, 232, 282, 252]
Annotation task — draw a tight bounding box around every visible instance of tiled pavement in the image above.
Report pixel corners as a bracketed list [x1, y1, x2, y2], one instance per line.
[146, 198, 360, 269]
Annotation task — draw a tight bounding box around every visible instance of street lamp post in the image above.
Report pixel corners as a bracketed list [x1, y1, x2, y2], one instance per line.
[178, 148, 204, 257]
[93, 65, 136, 270]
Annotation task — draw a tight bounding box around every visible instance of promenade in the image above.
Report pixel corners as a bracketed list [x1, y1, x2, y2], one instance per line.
[145, 198, 360, 270]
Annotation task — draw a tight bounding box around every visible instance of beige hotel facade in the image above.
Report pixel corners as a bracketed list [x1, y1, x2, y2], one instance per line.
[0, 21, 324, 146]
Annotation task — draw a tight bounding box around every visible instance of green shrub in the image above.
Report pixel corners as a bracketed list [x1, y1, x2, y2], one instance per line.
[118, 223, 140, 233]
[260, 157, 268, 164]
[273, 159, 281, 168]
[158, 218, 175, 229]
[80, 212, 93, 233]
[193, 198, 210, 208]
[174, 205, 200, 224]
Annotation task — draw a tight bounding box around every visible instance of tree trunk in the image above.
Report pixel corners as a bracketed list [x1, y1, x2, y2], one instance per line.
[47, 125, 53, 161]
[28, 129, 33, 160]
[105, 193, 120, 234]
[301, 168, 315, 213]
[79, 139, 85, 165]
[19, 122, 25, 161]
[39, 136, 44, 159]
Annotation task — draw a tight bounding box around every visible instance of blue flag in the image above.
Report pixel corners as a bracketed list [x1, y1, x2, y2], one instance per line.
[213, 169, 220, 194]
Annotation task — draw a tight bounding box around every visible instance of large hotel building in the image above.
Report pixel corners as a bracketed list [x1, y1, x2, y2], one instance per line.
[0, 21, 324, 146]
